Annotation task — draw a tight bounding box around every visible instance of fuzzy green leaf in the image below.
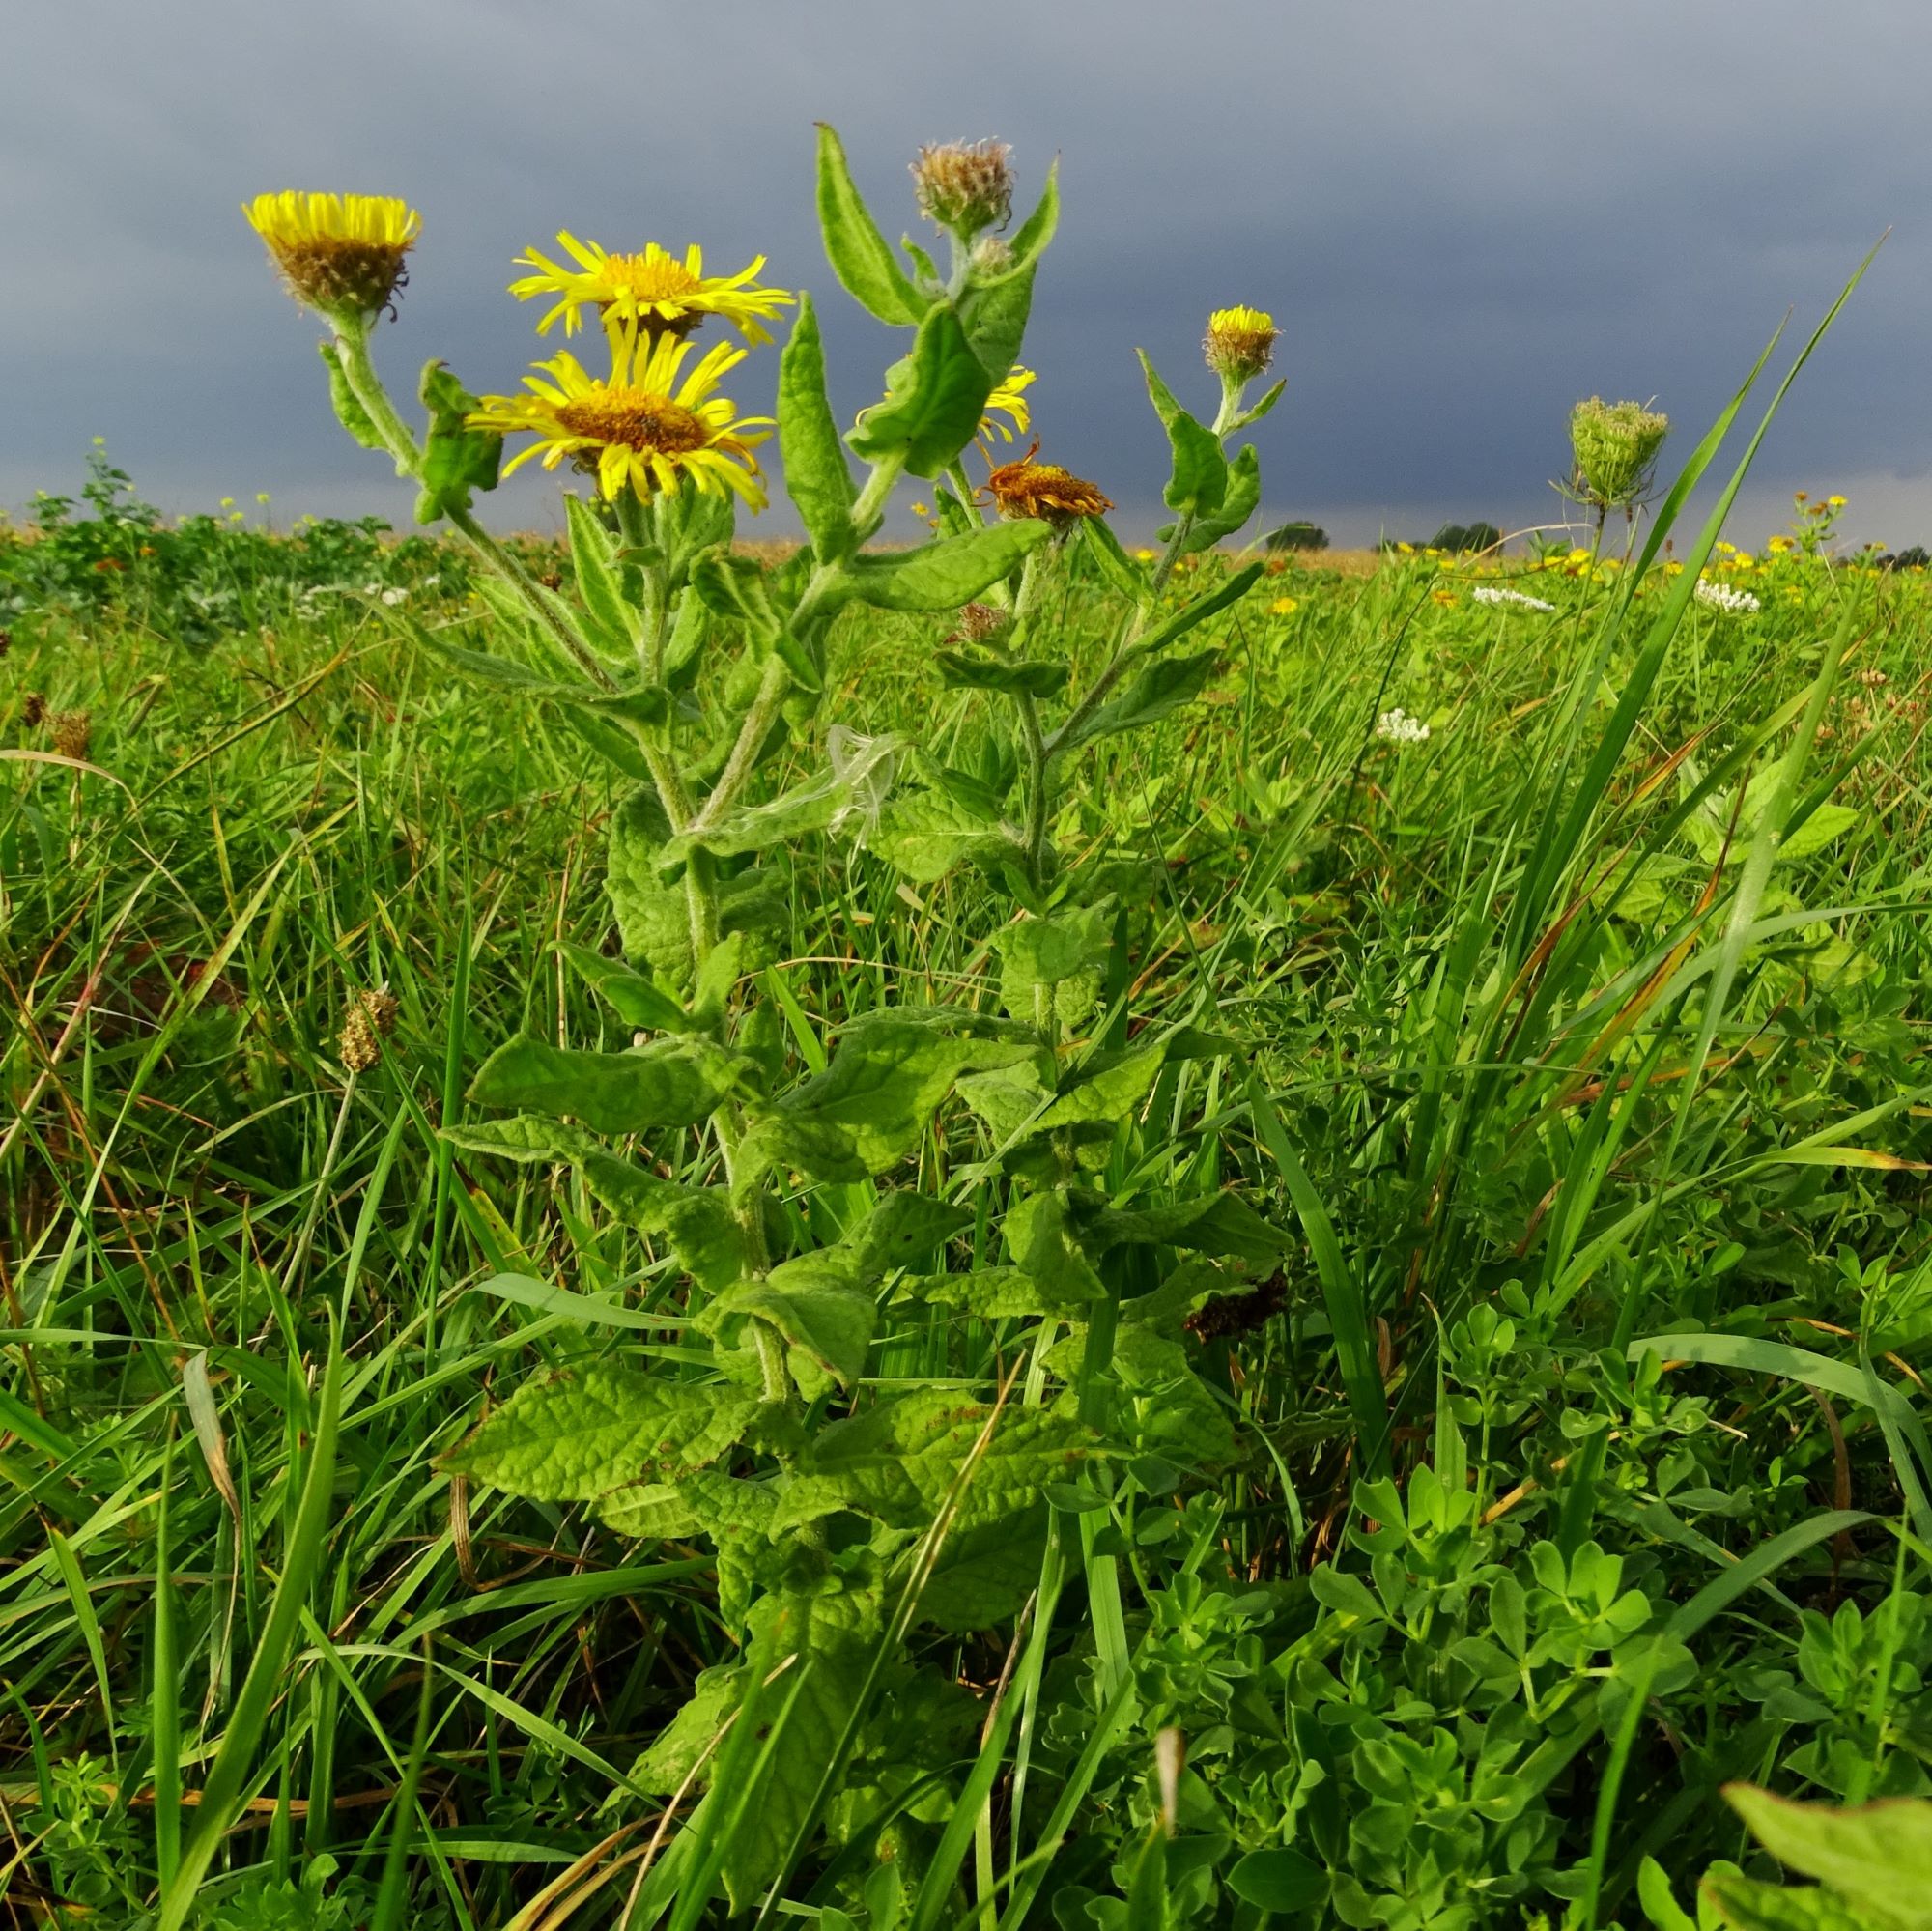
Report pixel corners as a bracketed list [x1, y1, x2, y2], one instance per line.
[779, 293, 858, 560]
[934, 647, 1070, 696]
[815, 125, 925, 326]
[468, 1034, 751, 1136]
[847, 304, 996, 479]
[443, 1362, 759, 1496]
[318, 340, 387, 455]
[697, 1252, 876, 1391]
[837, 1192, 975, 1278]
[848, 519, 1050, 611]
[743, 1017, 1030, 1182]
[957, 263, 1037, 383]
[1722, 1785, 1932, 1929]
[414, 360, 501, 525]
[1062, 648, 1220, 752]
[1134, 562, 1265, 654]
[564, 494, 641, 653]
[1137, 350, 1225, 520]
[558, 944, 689, 1033]
[1171, 442, 1262, 554]
[1065, 1189, 1292, 1264]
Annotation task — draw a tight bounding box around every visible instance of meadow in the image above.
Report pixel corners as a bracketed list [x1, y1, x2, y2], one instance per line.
[4, 150, 1932, 1931]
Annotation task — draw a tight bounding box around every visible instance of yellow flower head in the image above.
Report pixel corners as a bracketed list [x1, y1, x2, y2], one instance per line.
[469, 332, 771, 508]
[979, 365, 1036, 449]
[1204, 306, 1279, 384]
[1827, 494, 1847, 509]
[244, 192, 420, 319]
[508, 236, 794, 345]
[1269, 595, 1299, 615]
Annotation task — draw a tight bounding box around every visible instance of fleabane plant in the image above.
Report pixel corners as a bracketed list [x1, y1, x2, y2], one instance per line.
[253, 131, 1285, 1909]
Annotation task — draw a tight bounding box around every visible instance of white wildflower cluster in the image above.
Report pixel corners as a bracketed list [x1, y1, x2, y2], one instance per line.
[1472, 586, 1556, 612]
[1376, 707, 1431, 744]
[1694, 579, 1760, 614]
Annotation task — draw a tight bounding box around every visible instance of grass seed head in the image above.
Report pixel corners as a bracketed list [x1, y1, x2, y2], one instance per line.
[339, 984, 397, 1074]
[50, 709, 92, 760]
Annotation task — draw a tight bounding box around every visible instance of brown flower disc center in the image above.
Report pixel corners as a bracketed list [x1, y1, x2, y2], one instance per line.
[556, 393, 709, 455]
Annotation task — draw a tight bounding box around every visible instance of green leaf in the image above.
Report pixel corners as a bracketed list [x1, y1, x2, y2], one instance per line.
[719, 1581, 885, 1912]
[934, 647, 1069, 696]
[697, 1253, 876, 1391]
[815, 125, 925, 326]
[957, 262, 1037, 382]
[1226, 1849, 1328, 1914]
[692, 548, 782, 641]
[414, 360, 502, 525]
[1229, 377, 1287, 432]
[1035, 1046, 1166, 1131]
[468, 1033, 751, 1135]
[565, 494, 641, 654]
[1134, 561, 1264, 655]
[1171, 442, 1261, 553]
[872, 792, 1019, 885]
[779, 293, 858, 561]
[1723, 1785, 1932, 1929]
[1081, 517, 1146, 602]
[442, 1362, 759, 1496]
[848, 304, 996, 480]
[743, 1018, 1029, 1182]
[994, 899, 1116, 999]
[1137, 350, 1226, 520]
[445, 1116, 749, 1292]
[1005, 1189, 1107, 1307]
[659, 749, 895, 870]
[1701, 1872, 1880, 1931]
[467, 1270, 672, 1331]
[1065, 1189, 1291, 1264]
[848, 519, 1050, 612]
[774, 1389, 1094, 1533]
[630, 1664, 744, 1792]
[318, 340, 387, 455]
[559, 943, 689, 1033]
[1061, 648, 1221, 753]
[837, 1192, 975, 1278]
[907, 1264, 1093, 1318]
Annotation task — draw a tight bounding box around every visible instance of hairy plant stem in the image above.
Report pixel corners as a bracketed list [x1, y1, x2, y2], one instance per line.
[328, 321, 611, 688]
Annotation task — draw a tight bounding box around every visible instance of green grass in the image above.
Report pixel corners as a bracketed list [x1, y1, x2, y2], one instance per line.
[6, 526, 1932, 1927]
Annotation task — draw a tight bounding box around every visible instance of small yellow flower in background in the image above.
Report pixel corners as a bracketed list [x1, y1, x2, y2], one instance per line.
[469, 332, 771, 507]
[1133, 547, 1156, 563]
[1827, 494, 1847, 508]
[910, 501, 931, 519]
[1269, 595, 1299, 615]
[979, 366, 1036, 448]
[245, 191, 420, 319]
[509, 236, 794, 345]
[1767, 534, 1793, 554]
[1396, 541, 1415, 555]
[1203, 305, 1279, 384]
[1431, 588, 1457, 606]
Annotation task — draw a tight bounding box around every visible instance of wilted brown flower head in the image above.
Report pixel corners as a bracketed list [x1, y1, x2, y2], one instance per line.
[950, 602, 1009, 643]
[21, 692, 46, 728]
[50, 709, 92, 761]
[985, 447, 1114, 528]
[911, 140, 1014, 236]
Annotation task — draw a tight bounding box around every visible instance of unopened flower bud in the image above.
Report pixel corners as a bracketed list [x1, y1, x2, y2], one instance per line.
[1204, 306, 1279, 385]
[1568, 397, 1669, 515]
[911, 140, 1014, 237]
[969, 236, 1014, 279]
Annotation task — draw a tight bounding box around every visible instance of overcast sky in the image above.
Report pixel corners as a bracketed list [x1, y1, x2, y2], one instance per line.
[5, 0, 1927, 549]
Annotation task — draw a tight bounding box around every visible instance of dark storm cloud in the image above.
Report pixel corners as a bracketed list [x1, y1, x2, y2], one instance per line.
[4, 0, 1927, 547]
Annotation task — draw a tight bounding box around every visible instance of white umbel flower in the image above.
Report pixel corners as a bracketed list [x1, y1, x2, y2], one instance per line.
[1694, 579, 1759, 614]
[1376, 707, 1431, 744]
[1472, 586, 1556, 612]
